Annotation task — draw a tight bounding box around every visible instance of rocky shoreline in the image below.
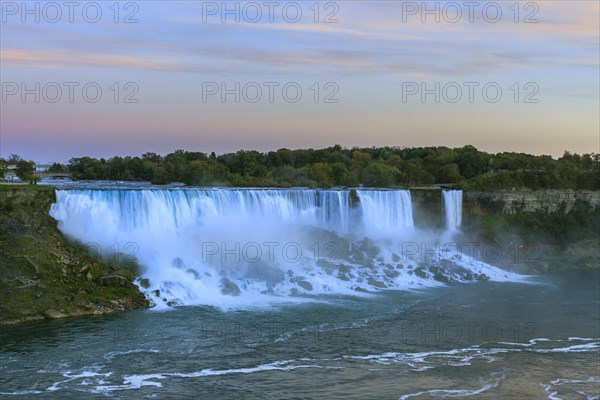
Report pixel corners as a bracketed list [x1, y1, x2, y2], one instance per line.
[0, 186, 148, 325]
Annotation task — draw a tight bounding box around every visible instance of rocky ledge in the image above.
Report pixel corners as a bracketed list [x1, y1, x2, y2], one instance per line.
[464, 189, 600, 214]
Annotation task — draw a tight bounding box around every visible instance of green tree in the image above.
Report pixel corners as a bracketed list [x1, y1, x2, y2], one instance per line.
[15, 160, 35, 183]
[437, 163, 461, 183]
[0, 159, 8, 179]
[48, 163, 65, 172]
[8, 154, 22, 164]
[309, 163, 334, 187]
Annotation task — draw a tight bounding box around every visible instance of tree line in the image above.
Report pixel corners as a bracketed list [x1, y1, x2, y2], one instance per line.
[2, 146, 599, 189]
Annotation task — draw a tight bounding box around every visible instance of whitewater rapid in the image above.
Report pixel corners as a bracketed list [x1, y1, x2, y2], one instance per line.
[49, 188, 525, 308]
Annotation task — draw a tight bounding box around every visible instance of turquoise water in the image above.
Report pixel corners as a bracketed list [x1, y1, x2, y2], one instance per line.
[2, 272, 598, 399]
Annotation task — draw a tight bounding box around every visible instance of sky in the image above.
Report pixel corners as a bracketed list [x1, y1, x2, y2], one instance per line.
[1, 0, 599, 162]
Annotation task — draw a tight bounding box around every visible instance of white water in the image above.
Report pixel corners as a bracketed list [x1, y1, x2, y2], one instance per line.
[443, 190, 463, 231]
[50, 188, 524, 308]
[357, 190, 414, 236]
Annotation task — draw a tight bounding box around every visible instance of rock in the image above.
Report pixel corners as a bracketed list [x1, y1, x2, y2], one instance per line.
[414, 266, 428, 279]
[86, 271, 93, 282]
[80, 266, 90, 273]
[44, 309, 68, 319]
[384, 269, 399, 279]
[139, 278, 150, 289]
[337, 273, 350, 281]
[296, 280, 313, 291]
[220, 278, 241, 296]
[186, 269, 200, 279]
[367, 277, 387, 288]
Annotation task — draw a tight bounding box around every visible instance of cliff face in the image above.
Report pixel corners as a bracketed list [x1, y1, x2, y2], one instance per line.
[464, 190, 600, 215]
[0, 186, 148, 324]
[461, 189, 599, 272]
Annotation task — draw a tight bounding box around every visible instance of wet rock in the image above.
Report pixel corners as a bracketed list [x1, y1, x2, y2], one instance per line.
[384, 269, 399, 279]
[44, 309, 68, 319]
[185, 269, 199, 279]
[338, 265, 351, 273]
[220, 278, 241, 296]
[367, 278, 387, 288]
[414, 266, 428, 279]
[430, 267, 450, 283]
[139, 278, 150, 289]
[337, 273, 350, 281]
[296, 280, 313, 291]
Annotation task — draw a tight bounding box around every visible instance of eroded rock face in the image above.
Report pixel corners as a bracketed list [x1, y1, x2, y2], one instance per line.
[465, 190, 600, 214]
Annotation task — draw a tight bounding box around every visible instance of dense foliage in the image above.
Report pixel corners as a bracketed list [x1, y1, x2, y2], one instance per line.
[31, 145, 600, 189]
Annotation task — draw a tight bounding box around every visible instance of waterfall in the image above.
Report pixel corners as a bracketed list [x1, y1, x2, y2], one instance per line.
[356, 190, 414, 235]
[49, 187, 522, 308]
[443, 190, 463, 230]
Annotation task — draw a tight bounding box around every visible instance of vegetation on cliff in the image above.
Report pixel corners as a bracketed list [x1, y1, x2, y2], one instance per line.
[0, 186, 148, 324]
[65, 145, 599, 190]
[461, 199, 600, 272]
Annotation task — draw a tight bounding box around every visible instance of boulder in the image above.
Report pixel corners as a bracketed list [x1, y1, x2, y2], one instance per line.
[220, 278, 241, 296]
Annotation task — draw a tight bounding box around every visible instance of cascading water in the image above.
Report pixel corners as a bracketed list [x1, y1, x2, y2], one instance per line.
[357, 190, 414, 235]
[50, 188, 523, 308]
[443, 190, 463, 231]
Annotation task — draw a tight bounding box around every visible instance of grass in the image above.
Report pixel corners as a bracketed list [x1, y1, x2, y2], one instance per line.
[0, 183, 53, 191]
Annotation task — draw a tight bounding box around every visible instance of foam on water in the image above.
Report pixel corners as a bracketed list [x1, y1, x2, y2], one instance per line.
[50, 188, 526, 308]
[18, 337, 597, 395]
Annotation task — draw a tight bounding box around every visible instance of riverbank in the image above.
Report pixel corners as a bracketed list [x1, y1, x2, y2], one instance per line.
[0, 186, 148, 325]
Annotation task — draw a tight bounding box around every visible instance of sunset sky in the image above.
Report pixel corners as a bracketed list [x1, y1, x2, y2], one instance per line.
[1, 0, 598, 162]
